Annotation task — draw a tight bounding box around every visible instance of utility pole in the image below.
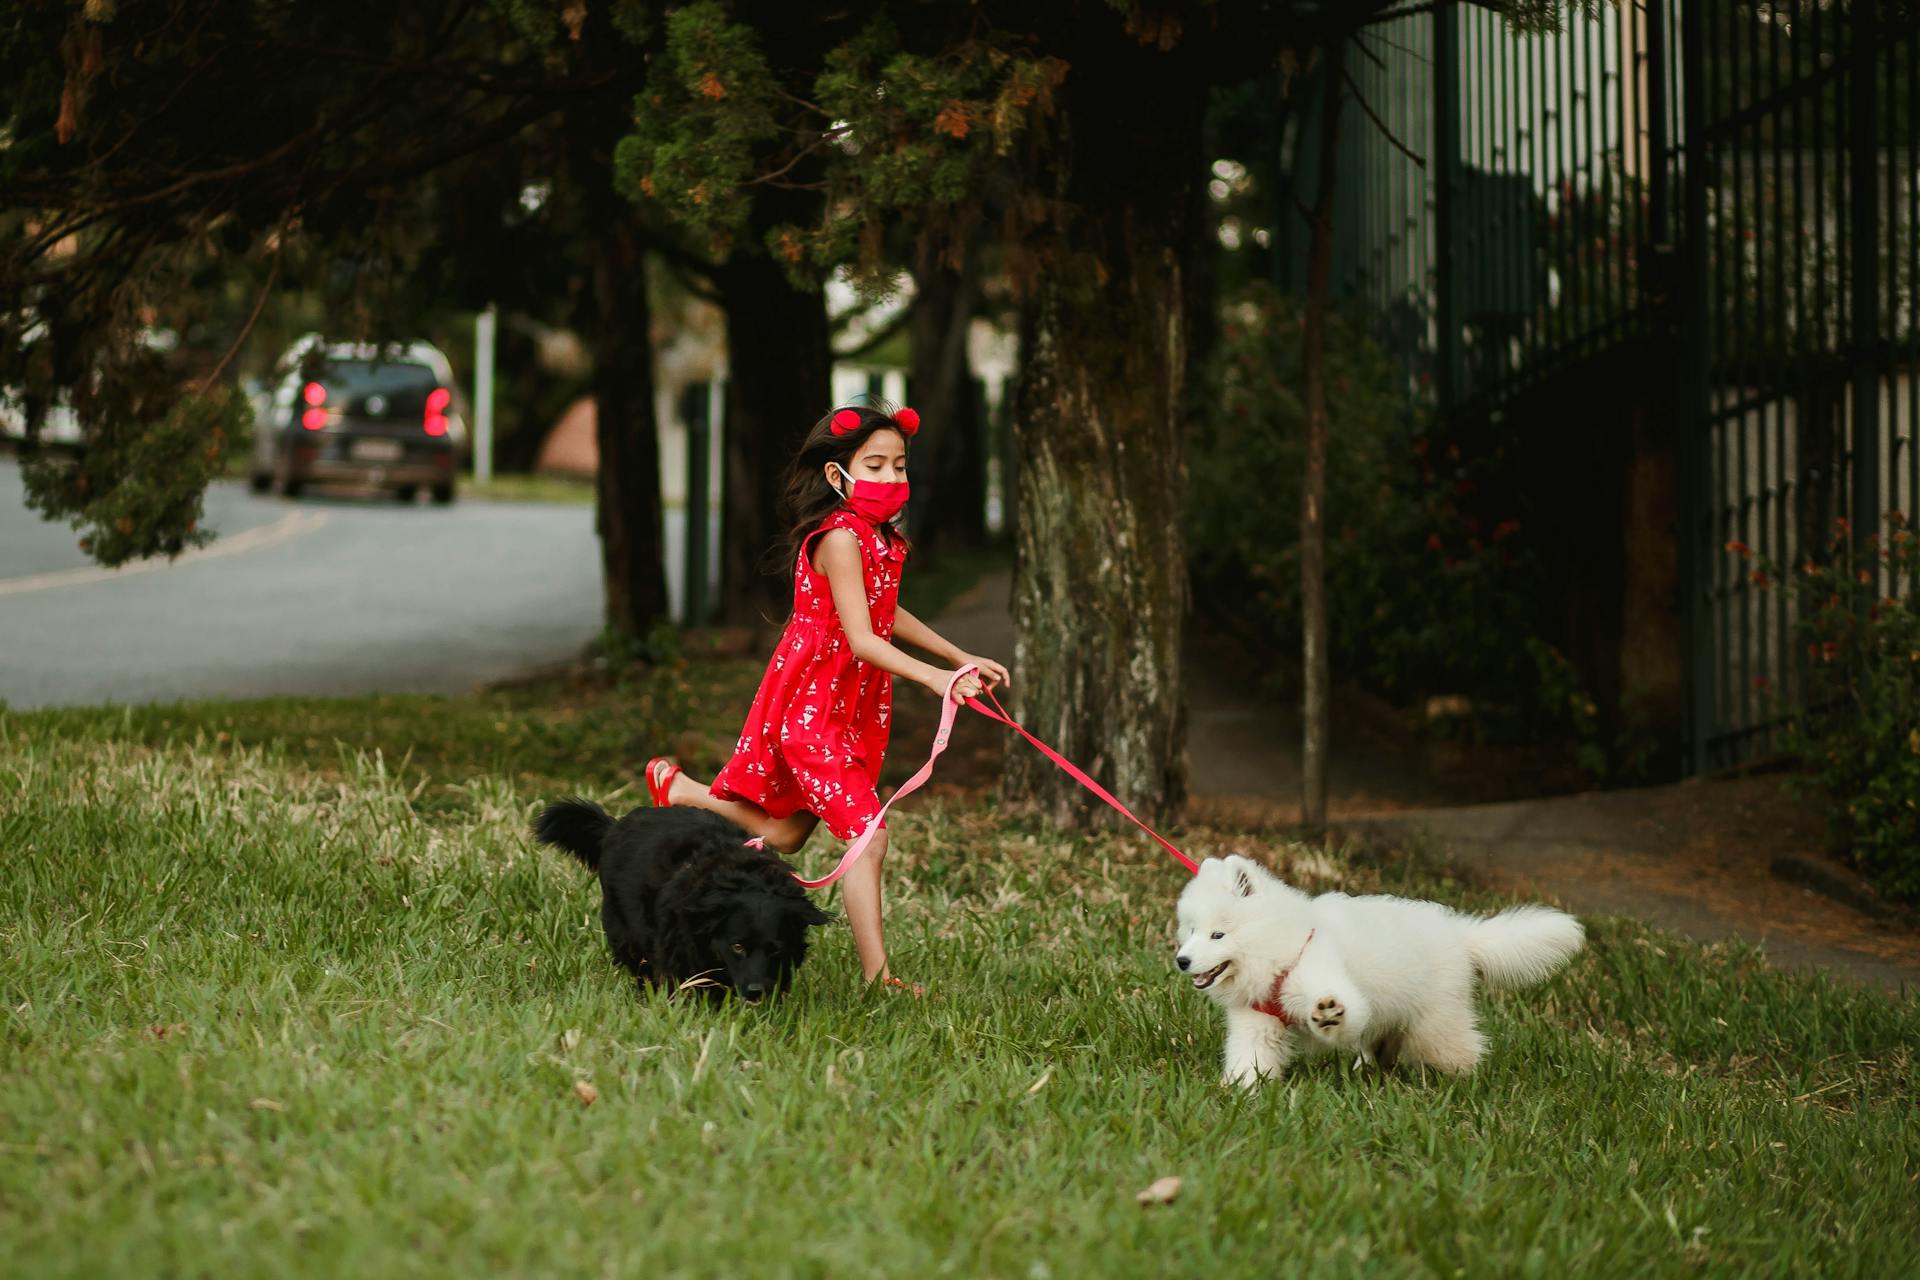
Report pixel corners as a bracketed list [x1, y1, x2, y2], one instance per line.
[473, 303, 497, 485]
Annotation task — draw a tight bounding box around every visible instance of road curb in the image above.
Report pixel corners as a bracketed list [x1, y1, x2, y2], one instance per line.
[0, 509, 327, 597]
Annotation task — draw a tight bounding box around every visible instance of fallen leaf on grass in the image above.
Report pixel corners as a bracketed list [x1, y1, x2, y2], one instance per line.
[559, 1028, 581, 1054]
[574, 1080, 598, 1106]
[249, 1098, 285, 1112]
[1135, 1176, 1182, 1207]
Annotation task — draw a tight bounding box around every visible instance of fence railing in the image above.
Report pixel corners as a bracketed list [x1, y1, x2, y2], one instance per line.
[1331, 0, 1918, 772]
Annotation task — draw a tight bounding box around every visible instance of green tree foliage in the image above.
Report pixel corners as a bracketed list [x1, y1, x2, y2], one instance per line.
[2, 0, 679, 634]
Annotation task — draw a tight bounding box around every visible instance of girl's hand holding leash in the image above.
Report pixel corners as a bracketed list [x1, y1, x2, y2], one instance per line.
[956, 653, 1011, 690]
[942, 657, 1009, 704]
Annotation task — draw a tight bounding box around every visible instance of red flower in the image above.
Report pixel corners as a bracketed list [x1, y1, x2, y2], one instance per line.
[1493, 518, 1521, 542]
[1750, 570, 1769, 587]
[1725, 539, 1751, 557]
[1821, 640, 1839, 661]
[1835, 516, 1852, 537]
[1425, 532, 1445, 552]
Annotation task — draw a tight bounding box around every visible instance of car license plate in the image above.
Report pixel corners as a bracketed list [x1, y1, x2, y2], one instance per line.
[350, 438, 404, 462]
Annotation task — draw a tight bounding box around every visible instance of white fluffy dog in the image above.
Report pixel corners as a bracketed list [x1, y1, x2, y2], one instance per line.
[1174, 855, 1585, 1086]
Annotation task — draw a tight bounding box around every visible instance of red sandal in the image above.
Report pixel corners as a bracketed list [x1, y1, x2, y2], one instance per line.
[644, 757, 682, 808]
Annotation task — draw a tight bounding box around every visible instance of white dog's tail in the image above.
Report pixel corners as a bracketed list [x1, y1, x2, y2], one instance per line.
[1466, 906, 1585, 990]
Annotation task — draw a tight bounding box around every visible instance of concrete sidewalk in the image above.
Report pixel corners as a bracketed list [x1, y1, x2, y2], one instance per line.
[929, 570, 1920, 993]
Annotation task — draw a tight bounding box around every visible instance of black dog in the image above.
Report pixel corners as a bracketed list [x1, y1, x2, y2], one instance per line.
[533, 800, 830, 1003]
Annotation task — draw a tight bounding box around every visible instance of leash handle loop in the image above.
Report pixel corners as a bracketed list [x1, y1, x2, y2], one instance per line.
[789, 666, 1201, 887]
[790, 664, 977, 890]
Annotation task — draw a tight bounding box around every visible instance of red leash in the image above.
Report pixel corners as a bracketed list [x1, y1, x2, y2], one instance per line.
[966, 687, 1199, 874]
[788, 665, 1200, 888]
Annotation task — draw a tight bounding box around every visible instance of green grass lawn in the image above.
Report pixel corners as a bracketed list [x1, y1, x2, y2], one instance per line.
[3, 680, 1917, 1278]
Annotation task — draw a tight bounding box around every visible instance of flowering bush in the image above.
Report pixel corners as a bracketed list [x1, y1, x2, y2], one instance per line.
[1737, 514, 1920, 903]
[1189, 285, 1632, 776]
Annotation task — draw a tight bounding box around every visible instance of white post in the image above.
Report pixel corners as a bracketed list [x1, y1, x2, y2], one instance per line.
[473, 303, 497, 484]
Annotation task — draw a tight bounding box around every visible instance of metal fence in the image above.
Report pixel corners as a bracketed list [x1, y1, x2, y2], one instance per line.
[1333, 0, 1918, 771]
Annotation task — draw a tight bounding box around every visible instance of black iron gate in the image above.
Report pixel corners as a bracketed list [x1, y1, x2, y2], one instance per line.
[1334, 0, 1918, 773]
[1675, 0, 1918, 771]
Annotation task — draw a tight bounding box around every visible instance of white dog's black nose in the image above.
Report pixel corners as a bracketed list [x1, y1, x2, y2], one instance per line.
[1176, 954, 1191, 971]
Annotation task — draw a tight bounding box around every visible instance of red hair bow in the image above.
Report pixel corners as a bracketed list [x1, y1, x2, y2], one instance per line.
[830, 406, 920, 437]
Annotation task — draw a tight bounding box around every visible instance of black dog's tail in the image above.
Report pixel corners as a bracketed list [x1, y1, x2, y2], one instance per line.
[532, 797, 614, 872]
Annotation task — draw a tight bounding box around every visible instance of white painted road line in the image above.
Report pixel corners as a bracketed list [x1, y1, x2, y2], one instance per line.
[0, 509, 329, 597]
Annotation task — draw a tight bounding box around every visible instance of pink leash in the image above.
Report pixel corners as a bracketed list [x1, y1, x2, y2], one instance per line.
[784, 664, 1199, 889]
[965, 688, 1199, 874]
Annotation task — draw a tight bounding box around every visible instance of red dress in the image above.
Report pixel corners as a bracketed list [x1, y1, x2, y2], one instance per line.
[709, 508, 906, 840]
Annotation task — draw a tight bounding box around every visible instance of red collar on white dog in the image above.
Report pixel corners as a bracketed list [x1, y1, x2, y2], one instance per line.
[1251, 929, 1315, 1024]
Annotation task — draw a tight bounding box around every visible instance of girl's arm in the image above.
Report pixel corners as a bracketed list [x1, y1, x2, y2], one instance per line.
[893, 605, 1011, 690]
[816, 530, 977, 699]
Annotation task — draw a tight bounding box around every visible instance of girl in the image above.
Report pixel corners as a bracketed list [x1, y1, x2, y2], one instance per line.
[646, 402, 1010, 990]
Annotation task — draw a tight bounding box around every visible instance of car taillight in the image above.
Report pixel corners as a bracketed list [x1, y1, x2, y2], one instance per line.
[300, 381, 328, 430]
[424, 387, 450, 437]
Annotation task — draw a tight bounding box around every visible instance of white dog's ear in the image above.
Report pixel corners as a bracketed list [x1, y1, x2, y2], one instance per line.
[1226, 858, 1258, 898]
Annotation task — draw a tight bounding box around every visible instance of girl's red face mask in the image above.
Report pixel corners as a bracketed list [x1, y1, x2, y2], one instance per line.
[832, 472, 909, 524]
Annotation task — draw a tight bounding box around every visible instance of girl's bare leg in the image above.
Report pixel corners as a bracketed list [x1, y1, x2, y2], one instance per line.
[838, 827, 889, 984]
[663, 764, 897, 986]
[663, 766, 819, 854]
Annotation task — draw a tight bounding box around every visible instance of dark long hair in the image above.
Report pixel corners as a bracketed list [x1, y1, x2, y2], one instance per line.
[776, 401, 913, 572]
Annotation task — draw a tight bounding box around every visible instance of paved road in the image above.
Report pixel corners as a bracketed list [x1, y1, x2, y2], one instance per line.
[0, 459, 603, 709]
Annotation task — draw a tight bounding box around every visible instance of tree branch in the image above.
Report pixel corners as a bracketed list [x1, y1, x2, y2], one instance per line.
[196, 238, 284, 393]
[1342, 68, 1426, 169]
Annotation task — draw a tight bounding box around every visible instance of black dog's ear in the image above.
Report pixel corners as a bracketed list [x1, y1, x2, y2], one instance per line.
[796, 899, 832, 927]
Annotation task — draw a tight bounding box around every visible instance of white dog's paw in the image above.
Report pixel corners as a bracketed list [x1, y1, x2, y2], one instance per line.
[1310, 995, 1347, 1038]
[1221, 1055, 1274, 1088]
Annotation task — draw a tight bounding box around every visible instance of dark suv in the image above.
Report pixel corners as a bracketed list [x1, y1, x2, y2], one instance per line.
[249, 339, 464, 503]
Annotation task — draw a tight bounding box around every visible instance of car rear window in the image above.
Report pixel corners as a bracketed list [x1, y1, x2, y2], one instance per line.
[315, 359, 439, 417]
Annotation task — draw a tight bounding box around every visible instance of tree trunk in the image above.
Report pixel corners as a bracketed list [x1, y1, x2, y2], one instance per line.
[1003, 48, 1206, 827]
[1300, 46, 1346, 828]
[716, 244, 832, 628]
[586, 221, 669, 640]
[909, 246, 985, 557]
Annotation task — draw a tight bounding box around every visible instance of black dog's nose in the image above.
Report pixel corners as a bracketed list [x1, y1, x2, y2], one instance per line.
[1176, 954, 1191, 971]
